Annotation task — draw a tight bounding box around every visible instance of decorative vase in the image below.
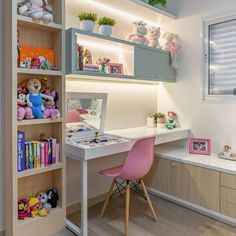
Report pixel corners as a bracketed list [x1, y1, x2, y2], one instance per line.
[81, 20, 95, 32]
[156, 117, 166, 129]
[101, 65, 106, 74]
[99, 25, 112, 37]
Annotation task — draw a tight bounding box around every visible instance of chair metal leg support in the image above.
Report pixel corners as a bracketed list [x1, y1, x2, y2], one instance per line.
[125, 180, 130, 236]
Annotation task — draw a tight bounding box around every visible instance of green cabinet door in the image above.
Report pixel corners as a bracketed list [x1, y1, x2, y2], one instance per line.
[134, 45, 176, 82]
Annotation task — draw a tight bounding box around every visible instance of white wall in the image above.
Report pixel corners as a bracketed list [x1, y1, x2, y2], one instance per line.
[158, 0, 236, 153]
[66, 80, 158, 205]
[0, 0, 4, 232]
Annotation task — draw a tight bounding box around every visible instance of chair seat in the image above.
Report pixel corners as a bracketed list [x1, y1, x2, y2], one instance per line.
[99, 165, 123, 177]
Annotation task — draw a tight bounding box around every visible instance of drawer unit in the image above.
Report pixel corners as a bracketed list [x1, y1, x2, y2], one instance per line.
[221, 186, 236, 205]
[221, 201, 236, 219]
[221, 173, 236, 189]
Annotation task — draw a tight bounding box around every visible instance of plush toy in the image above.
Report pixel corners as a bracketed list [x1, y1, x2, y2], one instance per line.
[18, 199, 31, 220]
[43, 96, 60, 119]
[17, 93, 34, 121]
[166, 111, 177, 130]
[18, 0, 53, 23]
[26, 78, 53, 119]
[148, 27, 161, 49]
[47, 188, 59, 208]
[163, 32, 180, 69]
[37, 192, 51, 216]
[126, 21, 149, 45]
[28, 198, 40, 218]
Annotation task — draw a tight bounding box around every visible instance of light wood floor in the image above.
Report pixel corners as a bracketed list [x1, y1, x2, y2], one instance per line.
[65, 194, 236, 236]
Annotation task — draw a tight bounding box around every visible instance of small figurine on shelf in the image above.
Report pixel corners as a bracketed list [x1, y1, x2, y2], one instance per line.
[148, 27, 161, 49]
[126, 20, 149, 45]
[166, 111, 177, 130]
[18, 0, 54, 23]
[96, 57, 111, 74]
[26, 78, 54, 119]
[31, 57, 40, 69]
[83, 49, 93, 65]
[163, 32, 180, 69]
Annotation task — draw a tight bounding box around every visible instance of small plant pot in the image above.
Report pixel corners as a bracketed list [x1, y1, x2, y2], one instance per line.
[99, 25, 112, 37]
[80, 20, 95, 32]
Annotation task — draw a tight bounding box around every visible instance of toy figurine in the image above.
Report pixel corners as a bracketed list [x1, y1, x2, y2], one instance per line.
[126, 21, 149, 45]
[26, 78, 54, 119]
[31, 57, 40, 69]
[163, 32, 180, 69]
[83, 49, 93, 65]
[223, 145, 232, 158]
[147, 27, 161, 49]
[166, 111, 177, 130]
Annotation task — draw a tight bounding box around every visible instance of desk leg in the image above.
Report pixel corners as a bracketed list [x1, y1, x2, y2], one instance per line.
[81, 160, 88, 236]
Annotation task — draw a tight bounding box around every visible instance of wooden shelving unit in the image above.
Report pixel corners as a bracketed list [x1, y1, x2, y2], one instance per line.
[5, 1, 66, 236]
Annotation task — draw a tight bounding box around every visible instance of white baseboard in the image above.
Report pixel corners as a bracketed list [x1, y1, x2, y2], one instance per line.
[148, 187, 236, 227]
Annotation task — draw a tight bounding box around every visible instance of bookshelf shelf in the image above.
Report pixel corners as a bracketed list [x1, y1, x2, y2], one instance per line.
[17, 163, 63, 179]
[17, 68, 63, 76]
[17, 118, 63, 126]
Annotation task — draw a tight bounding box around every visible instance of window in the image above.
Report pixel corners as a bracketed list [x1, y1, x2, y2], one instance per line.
[204, 15, 236, 100]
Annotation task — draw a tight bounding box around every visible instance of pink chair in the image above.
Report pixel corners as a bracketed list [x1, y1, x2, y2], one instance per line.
[66, 109, 81, 123]
[99, 137, 157, 236]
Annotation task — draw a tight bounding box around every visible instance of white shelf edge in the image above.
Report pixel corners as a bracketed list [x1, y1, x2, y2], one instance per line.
[17, 68, 63, 76]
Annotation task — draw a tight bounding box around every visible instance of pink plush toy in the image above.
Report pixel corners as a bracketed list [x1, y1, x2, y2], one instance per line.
[17, 93, 34, 121]
[126, 21, 149, 45]
[43, 92, 60, 119]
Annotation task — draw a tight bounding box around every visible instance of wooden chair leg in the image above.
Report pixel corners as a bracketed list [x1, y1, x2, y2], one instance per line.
[125, 181, 130, 236]
[140, 179, 158, 222]
[100, 179, 116, 219]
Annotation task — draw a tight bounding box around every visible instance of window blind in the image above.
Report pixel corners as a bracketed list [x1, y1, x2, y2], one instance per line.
[209, 19, 236, 95]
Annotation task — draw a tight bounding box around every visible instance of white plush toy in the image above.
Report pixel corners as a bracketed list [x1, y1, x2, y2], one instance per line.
[126, 20, 149, 45]
[18, 0, 53, 23]
[148, 27, 161, 49]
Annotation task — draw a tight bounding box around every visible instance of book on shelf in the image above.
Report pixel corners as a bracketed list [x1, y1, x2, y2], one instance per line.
[17, 131, 60, 172]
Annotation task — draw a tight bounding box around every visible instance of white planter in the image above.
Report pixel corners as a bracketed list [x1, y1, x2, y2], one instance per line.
[81, 20, 95, 32]
[99, 25, 112, 37]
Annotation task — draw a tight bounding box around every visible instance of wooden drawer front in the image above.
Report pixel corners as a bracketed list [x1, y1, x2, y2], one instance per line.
[221, 173, 236, 189]
[221, 201, 236, 219]
[221, 187, 236, 205]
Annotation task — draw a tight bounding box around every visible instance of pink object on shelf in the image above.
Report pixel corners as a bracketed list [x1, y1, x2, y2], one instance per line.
[66, 109, 81, 123]
[100, 137, 155, 180]
[189, 138, 211, 155]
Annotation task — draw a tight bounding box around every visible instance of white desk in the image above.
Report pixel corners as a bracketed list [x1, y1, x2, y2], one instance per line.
[66, 127, 190, 236]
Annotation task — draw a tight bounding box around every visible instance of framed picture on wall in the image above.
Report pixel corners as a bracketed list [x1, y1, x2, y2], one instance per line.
[189, 138, 211, 155]
[107, 63, 124, 75]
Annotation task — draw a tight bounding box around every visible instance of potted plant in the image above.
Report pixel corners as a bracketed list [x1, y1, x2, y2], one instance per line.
[149, 0, 167, 8]
[153, 112, 166, 128]
[97, 17, 116, 37]
[78, 12, 97, 32]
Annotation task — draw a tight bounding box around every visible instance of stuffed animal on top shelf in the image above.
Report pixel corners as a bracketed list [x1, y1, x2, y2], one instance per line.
[18, 0, 53, 23]
[163, 32, 180, 69]
[147, 27, 161, 49]
[166, 111, 177, 130]
[26, 78, 54, 119]
[43, 90, 60, 119]
[126, 20, 149, 45]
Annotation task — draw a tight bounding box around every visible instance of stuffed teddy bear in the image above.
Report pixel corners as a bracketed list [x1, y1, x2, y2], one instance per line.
[126, 20, 149, 45]
[17, 93, 34, 121]
[148, 27, 161, 49]
[163, 32, 180, 69]
[18, 0, 53, 23]
[26, 78, 53, 119]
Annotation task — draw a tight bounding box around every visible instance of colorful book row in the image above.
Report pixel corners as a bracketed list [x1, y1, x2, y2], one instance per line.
[17, 131, 60, 172]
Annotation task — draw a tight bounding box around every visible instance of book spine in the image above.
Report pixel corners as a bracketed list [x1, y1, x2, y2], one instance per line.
[44, 142, 49, 167]
[25, 143, 29, 170]
[40, 142, 45, 168]
[36, 142, 41, 168]
[52, 138, 57, 164]
[32, 142, 37, 169]
[28, 142, 34, 169]
[17, 131, 25, 172]
[48, 139, 52, 165]
[56, 143, 60, 164]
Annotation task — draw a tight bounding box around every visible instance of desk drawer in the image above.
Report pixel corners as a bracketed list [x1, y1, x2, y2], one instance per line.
[221, 201, 236, 219]
[221, 187, 236, 205]
[221, 173, 236, 189]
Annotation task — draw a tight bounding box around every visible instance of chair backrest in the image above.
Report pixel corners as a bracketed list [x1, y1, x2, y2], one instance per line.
[118, 137, 155, 180]
[66, 109, 81, 123]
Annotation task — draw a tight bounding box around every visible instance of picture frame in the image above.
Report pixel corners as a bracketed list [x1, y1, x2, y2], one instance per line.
[107, 63, 124, 75]
[189, 138, 211, 155]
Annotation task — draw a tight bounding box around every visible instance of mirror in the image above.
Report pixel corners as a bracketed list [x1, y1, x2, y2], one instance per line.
[66, 93, 108, 138]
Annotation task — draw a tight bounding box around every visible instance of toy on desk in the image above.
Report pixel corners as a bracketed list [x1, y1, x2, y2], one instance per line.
[26, 78, 54, 119]
[126, 20, 149, 45]
[147, 27, 161, 49]
[18, 0, 53, 23]
[166, 111, 177, 130]
[163, 32, 180, 69]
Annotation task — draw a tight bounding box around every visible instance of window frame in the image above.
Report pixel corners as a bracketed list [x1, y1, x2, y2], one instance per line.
[203, 14, 236, 101]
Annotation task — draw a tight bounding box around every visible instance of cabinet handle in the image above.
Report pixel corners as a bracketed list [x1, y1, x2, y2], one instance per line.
[171, 162, 175, 167]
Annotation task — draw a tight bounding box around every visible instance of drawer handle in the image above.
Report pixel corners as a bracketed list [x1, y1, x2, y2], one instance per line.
[171, 162, 175, 167]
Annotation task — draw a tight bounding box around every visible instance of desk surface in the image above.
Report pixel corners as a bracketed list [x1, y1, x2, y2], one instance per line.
[155, 145, 236, 175]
